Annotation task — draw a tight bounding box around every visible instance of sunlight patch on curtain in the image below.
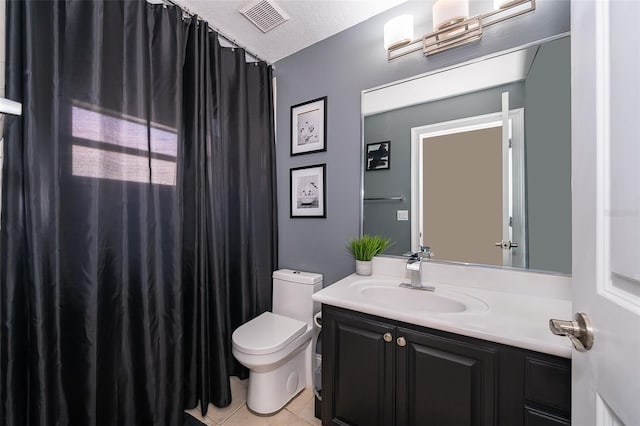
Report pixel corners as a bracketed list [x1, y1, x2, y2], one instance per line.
[72, 145, 176, 185]
[71, 105, 177, 185]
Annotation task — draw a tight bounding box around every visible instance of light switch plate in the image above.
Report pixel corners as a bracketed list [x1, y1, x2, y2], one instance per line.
[397, 210, 409, 221]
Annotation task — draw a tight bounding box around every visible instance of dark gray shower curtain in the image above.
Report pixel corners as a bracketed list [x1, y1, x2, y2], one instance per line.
[0, 1, 277, 425]
[181, 13, 278, 416]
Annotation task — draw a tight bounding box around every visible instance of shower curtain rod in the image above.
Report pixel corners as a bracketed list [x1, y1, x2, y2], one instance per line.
[161, 0, 272, 66]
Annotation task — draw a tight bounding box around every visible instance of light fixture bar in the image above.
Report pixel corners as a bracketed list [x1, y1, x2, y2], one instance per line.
[423, 16, 482, 56]
[482, 0, 536, 28]
[386, 0, 535, 61]
[387, 39, 423, 61]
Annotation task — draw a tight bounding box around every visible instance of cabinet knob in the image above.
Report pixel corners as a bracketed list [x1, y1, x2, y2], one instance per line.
[396, 336, 406, 347]
[383, 332, 393, 343]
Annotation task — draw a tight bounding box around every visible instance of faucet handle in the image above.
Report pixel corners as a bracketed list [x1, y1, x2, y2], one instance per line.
[418, 246, 433, 258]
[402, 251, 419, 259]
[403, 247, 433, 261]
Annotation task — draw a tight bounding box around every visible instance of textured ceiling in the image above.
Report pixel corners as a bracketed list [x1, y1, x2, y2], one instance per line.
[173, 0, 409, 63]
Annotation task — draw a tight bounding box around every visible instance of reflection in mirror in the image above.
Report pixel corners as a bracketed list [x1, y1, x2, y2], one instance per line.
[411, 110, 525, 269]
[362, 36, 571, 275]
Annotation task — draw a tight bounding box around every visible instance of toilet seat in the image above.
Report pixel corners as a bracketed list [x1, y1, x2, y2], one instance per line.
[232, 312, 307, 355]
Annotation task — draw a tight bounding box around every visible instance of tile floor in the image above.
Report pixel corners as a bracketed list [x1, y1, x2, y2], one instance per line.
[185, 377, 322, 426]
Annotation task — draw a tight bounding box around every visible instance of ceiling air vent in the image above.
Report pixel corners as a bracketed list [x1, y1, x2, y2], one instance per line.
[240, 0, 290, 33]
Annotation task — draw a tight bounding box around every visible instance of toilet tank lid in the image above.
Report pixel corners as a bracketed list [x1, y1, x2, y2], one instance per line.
[273, 269, 323, 285]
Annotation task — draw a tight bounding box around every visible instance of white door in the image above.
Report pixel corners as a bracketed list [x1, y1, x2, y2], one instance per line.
[570, 0, 640, 424]
[410, 110, 525, 267]
[421, 126, 503, 266]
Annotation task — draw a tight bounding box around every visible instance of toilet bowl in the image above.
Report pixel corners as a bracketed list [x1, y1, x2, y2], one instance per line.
[231, 269, 323, 415]
[232, 312, 313, 414]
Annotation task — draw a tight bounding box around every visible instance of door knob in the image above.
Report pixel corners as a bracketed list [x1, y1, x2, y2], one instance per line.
[549, 312, 594, 352]
[383, 332, 393, 343]
[396, 336, 406, 347]
[495, 240, 519, 249]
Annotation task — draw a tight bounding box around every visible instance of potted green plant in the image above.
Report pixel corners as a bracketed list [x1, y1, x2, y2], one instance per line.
[347, 234, 393, 276]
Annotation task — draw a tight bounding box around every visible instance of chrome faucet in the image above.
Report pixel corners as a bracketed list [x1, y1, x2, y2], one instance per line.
[401, 246, 435, 291]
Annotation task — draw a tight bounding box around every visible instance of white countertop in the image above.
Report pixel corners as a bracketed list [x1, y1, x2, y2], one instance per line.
[313, 258, 573, 358]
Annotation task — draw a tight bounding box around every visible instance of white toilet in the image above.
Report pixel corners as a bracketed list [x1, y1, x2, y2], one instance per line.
[231, 269, 322, 415]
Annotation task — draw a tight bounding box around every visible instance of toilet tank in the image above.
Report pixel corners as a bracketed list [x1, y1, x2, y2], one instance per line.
[272, 269, 323, 325]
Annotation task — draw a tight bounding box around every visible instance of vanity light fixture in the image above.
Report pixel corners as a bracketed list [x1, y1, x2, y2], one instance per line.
[384, 14, 414, 50]
[385, 0, 536, 61]
[432, 0, 469, 31]
[493, 0, 527, 9]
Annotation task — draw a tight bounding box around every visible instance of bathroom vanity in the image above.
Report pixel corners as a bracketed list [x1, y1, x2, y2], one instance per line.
[313, 32, 576, 425]
[321, 305, 570, 426]
[313, 257, 573, 426]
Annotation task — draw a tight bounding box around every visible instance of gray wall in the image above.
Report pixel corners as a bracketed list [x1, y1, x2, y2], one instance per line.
[275, 0, 570, 286]
[363, 82, 525, 256]
[525, 37, 572, 274]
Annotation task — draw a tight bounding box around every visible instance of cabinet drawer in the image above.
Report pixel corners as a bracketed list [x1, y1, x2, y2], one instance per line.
[525, 357, 571, 414]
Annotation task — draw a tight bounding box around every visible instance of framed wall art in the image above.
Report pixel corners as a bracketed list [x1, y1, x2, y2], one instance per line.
[290, 96, 327, 156]
[290, 164, 326, 218]
[366, 141, 390, 171]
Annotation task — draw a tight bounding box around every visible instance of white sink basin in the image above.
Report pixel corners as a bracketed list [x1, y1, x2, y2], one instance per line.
[360, 287, 466, 312]
[349, 279, 488, 314]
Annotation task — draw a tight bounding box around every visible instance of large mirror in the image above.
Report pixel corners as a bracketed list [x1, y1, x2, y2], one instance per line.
[361, 35, 571, 275]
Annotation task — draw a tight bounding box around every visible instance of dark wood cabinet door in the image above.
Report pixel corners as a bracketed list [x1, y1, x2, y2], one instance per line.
[396, 327, 498, 426]
[322, 306, 395, 426]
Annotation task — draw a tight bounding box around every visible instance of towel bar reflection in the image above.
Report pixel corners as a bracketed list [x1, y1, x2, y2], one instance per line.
[363, 196, 404, 201]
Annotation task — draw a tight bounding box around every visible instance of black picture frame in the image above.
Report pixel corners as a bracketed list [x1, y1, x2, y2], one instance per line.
[290, 96, 327, 156]
[290, 164, 327, 218]
[366, 141, 391, 171]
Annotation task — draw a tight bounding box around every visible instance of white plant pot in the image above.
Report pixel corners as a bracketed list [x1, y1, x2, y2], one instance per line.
[355, 260, 373, 276]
